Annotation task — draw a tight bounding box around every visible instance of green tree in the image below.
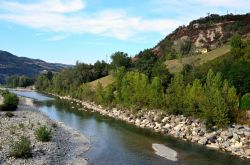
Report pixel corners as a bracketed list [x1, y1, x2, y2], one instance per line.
[184, 79, 204, 116]
[201, 69, 238, 128]
[148, 77, 164, 108]
[111, 52, 132, 69]
[95, 82, 105, 104]
[165, 74, 185, 115]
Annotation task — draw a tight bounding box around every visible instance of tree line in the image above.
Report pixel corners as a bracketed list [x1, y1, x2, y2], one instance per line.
[35, 35, 250, 128]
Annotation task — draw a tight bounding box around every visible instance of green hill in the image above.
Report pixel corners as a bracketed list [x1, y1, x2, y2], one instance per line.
[87, 75, 114, 89]
[164, 45, 230, 73]
[0, 50, 71, 84]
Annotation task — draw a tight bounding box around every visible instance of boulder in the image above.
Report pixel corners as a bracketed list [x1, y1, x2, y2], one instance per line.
[152, 143, 178, 161]
[222, 141, 230, 148]
[198, 137, 207, 145]
[244, 131, 250, 137]
[233, 133, 240, 142]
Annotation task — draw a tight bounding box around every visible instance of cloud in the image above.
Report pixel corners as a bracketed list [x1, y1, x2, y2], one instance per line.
[153, 0, 250, 9]
[0, 0, 85, 13]
[0, 0, 182, 40]
[48, 34, 69, 41]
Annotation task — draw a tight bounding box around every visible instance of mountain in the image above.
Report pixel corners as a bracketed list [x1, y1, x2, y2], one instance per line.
[0, 50, 72, 84]
[154, 13, 250, 57]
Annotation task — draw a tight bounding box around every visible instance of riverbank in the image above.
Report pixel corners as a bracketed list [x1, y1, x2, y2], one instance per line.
[51, 93, 250, 159]
[0, 97, 90, 165]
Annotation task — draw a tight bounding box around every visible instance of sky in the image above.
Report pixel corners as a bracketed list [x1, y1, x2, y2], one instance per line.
[0, 0, 249, 64]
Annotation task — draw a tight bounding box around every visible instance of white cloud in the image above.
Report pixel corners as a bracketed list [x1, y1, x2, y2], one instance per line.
[195, 0, 250, 8]
[0, 0, 85, 13]
[48, 34, 69, 41]
[153, 0, 250, 9]
[0, 0, 182, 40]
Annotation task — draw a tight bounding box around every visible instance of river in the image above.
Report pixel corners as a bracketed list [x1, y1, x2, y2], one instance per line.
[11, 90, 250, 165]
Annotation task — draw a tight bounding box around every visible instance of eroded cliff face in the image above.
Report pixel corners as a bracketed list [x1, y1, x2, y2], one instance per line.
[154, 14, 250, 57]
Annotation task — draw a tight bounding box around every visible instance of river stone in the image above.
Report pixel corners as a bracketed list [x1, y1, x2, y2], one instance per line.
[0, 95, 3, 105]
[233, 133, 240, 141]
[244, 131, 250, 137]
[152, 144, 178, 161]
[198, 137, 207, 145]
[223, 141, 230, 148]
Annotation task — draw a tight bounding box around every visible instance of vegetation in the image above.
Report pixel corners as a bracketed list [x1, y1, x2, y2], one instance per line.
[35, 31, 249, 128]
[5, 111, 14, 118]
[0, 50, 69, 84]
[87, 75, 114, 89]
[10, 136, 32, 158]
[35, 125, 51, 142]
[165, 45, 230, 73]
[184, 35, 250, 95]
[240, 93, 250, 110]
[6, 75, 34, 88]
[110, 52, 132, 69]
[0, 92, 19, 111]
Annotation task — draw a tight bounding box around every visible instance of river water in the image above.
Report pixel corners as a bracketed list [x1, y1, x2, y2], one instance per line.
[11, 90, 250, 165]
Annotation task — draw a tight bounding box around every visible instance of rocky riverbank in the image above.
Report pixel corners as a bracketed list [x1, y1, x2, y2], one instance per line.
[51, 93, 250, 159]
[0, 97, 90, 165]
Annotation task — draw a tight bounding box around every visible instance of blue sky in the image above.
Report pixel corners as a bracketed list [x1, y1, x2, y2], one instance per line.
[0, 0, 249, 64]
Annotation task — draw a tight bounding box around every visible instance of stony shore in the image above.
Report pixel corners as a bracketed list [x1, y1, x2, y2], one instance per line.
[51, 93, 250, 159]
[0, 97, 90, 165]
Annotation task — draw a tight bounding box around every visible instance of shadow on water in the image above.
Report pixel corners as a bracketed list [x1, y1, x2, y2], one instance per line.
[14, 91, 250, 165]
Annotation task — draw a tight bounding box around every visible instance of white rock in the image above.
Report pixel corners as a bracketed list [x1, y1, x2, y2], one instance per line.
[152, 143, 178, 161]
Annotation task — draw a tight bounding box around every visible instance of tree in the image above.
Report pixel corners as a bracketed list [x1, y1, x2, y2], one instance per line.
[180, 39, 192, 55]
[201, 69, 238, 128]
[111, 52, 132, 69]
[230, 35, 243, 58]
[135, 49, 158, 78]
[148, 77, 164, 108]
[152, 62, 172, 89]
[95, 82, 105, 104]
[227, 62, 250, 94]
[114, 67, 127, 103]
[165, 74, 185, 115]
[184, 79, 204, 116]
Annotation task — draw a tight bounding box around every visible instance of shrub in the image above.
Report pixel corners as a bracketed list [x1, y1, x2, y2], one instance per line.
[240, 93, 250, 110]
[35, 125, 51, 142]
[51, 123, 57, 129]
[1, 93, 19, 111]
[5, 112, 14, 118]
[10, 136, 32, 158]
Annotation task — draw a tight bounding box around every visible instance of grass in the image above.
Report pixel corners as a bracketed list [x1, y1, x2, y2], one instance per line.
[10, 136, 32, 159]
[35, 125, 51, 142]
[87, 75, 114, 90]
[164, 45, 230, 73]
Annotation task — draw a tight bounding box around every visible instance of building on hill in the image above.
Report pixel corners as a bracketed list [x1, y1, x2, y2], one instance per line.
[195, 48, 208, 54]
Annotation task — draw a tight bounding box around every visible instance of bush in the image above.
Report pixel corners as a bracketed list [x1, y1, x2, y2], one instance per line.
[35, 125, 51, 142]
[10, 136, 32, 158]
[5, 112, 14, 118]
[240, 93, 250, 110]
[1, 93, 19, 111]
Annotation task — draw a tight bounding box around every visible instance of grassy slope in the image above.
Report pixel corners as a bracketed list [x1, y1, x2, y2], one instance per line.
[164, 45, 230, 73]
[87, 75, 114, 89]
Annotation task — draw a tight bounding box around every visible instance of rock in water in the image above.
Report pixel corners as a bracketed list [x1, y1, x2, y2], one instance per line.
[152, 143, 178, 161]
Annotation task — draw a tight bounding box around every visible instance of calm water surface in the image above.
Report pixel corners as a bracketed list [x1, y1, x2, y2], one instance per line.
[12, 90, 250, 165]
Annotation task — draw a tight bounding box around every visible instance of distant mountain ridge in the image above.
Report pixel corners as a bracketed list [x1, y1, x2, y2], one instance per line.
[0, 50, 72, 83]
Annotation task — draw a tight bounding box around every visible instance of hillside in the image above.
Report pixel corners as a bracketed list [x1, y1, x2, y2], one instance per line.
[0, 50, 71, 83]
[154, 14, 250, 58]
[165, 45, 230, 72]
[87, 75, 114, 89]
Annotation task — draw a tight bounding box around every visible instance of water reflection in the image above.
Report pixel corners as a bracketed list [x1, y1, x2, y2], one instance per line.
[13, 91, 250, 165]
